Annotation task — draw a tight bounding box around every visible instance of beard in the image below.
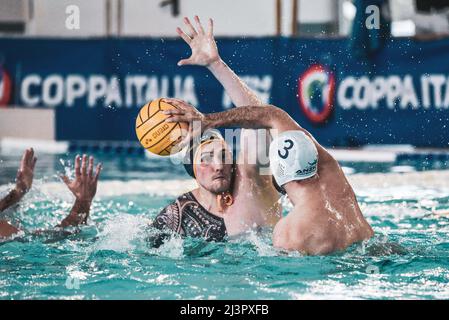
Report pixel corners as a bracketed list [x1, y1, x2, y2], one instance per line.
[201, 178, 231, 194]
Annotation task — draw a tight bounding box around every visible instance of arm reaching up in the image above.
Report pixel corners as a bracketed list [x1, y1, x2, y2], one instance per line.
[58, 154, 102, 228]
[176, 16, 220, 68]
[176, 16, 271, 176]
[0, 148, 37, 213]
[0, 148, 36, 239]
[1, 154, 102, 241]
[177, 16, 262, 106]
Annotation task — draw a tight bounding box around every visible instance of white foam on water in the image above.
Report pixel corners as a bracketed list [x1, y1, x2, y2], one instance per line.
[293, 274, 449, 300]
[243, 229, 278, 257]
[328, 149, 396, 163]
[153, 235, 184, 259]
[93, 214, 151, 252]
[66, 266, 89, 281]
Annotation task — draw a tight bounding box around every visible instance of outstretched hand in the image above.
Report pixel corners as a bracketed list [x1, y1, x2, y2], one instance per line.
[60, 155, 102, 203]
[15, 148, 37, 195]
[176, 16, 220, 67]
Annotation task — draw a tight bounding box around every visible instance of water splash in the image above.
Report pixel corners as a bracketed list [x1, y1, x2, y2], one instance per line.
[94, 214, 150, 253]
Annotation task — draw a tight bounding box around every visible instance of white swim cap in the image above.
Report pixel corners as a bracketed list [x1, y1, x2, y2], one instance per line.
[269, 130, 318, 187]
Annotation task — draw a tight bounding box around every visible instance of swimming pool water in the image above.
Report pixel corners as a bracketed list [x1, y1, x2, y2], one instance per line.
[1, 151, 449, 299]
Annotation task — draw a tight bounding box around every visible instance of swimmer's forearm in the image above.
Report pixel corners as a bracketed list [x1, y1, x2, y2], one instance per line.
[0, 188, 25, 212]
[207, 59, 262, 106]
[58, 199, 91, 228]
[205, 106, 271, 129]
[204, 105, 298, 132]
[0, 188, 27, 239]
[208, 59, 273, 170]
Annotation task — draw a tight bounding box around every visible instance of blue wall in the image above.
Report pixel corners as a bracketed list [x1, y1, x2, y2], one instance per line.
[0, 37, 448, 147]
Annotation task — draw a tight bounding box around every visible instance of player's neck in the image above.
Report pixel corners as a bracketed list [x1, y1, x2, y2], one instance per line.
[193, 188, 222, 214]
[284, 175, 320, 206]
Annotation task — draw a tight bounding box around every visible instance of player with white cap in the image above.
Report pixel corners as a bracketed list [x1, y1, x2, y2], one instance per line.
[163, 100, 374, 255]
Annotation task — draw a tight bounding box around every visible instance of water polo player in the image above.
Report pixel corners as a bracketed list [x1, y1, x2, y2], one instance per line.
[0, 152, 102, 240]
[149, 16, 281, 243]
[163, 99, 374, 255]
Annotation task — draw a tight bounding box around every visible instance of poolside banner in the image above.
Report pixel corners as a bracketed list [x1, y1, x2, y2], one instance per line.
[0, 37, 448, 147]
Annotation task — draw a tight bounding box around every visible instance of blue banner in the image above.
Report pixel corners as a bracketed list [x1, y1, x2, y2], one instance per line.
[0, 37, 448, 147]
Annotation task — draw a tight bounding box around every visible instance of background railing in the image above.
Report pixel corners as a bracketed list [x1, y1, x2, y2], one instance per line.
[1, 0, 445, 38]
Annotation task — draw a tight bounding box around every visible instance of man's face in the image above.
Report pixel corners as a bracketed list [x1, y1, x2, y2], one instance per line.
[194, 141, 233, 194]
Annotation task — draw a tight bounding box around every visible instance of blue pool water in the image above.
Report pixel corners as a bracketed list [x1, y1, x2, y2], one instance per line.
[1, 150, 449, 299]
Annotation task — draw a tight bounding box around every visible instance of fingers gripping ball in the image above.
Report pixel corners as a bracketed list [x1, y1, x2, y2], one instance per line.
[136, 98, 189, 156]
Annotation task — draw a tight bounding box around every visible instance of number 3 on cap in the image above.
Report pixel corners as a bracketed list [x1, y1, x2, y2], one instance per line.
[278, 139, 294, 159]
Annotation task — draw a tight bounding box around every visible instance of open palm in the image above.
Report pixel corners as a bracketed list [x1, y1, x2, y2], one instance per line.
[61, 155, 102, 203]
[15, 148, 37, 194]
[177, 16, 220, 67]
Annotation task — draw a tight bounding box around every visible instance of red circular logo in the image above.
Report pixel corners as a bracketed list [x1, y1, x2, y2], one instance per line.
[0, 66, 12, 107]
[297, 64, 335, 124]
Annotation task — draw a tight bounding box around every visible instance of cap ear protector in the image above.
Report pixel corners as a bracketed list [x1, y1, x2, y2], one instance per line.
[272, 176, 286, 195]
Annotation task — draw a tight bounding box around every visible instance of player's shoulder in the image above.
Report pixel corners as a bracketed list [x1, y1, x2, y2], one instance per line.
[158, 192, 195, 216]
[153, 194, 189, 231]
[154, 191, 200, 231]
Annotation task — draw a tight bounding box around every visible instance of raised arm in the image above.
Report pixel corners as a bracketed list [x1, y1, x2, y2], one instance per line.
[176, 16, 271, 175]
[177, 16, 262, 106]
[1, 155, 102, 241]
[0, 148, 37, 213]
[58, 154, 102, 228]
[0, 148, 36, 239]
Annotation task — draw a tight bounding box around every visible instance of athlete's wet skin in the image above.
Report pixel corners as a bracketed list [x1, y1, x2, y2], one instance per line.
[0, 149, 102, 240]
[152, 16, 282, 241]
[164, 98, 374, 255]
